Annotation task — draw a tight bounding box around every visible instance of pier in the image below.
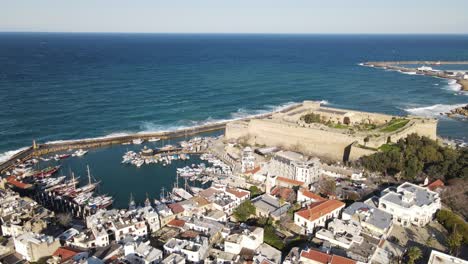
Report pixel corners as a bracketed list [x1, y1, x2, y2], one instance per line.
[362, 61, 468, 91]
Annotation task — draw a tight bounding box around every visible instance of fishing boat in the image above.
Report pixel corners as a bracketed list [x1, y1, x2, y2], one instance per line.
[58, 154, 71, 159]
[34, 165, 61, 178]
[67, 166, 100, 198]
[132, 138, 144, 144]
[73, 149, 88, 157]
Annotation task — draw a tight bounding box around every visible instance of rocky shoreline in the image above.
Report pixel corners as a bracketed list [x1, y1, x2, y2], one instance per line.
[362, 61, 468, 91]
[445, 104, 468, 118]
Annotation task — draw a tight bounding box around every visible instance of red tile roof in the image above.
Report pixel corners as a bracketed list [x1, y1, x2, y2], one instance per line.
[168, 203, 185, 214]
[300, 189, 326, 201]
[226, 188, 250, 199]
[53, 247, 82, 262]
[167, 219, 185, 228]
[245, 166, 261, 174]
[271, 187, 294, 200]
[300, 249, 331, 264]
[277, 176, 304, 186]
[330, 255, 357, 264]
[427, 179, 444, 191]
[296, 199, 345, 222]
[6, 176, 32, 189]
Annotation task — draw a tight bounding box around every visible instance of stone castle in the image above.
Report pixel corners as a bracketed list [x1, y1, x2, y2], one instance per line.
[225, 101, 437, 161]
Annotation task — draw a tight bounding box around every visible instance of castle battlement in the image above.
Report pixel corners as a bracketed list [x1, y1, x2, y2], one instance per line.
[226, 101, 437, 161]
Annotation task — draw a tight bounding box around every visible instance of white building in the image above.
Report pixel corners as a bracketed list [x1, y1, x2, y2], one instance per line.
[241, 146, 256, 173]
[254, 243, 282, 264]
[294, 199, 345, 234]
[428, 249, 468, 264]
[269, 151, 321, 184]
[124, 241, 163, 264]
[321, 164, 364, 181]
[161, 253, 186, 264]
[85, 209, 149, 246]
[315, 219, 364, 249]
[342, 202, 393, 237]
[378, 182, 441, 227]
[164, 236, 209, 263]
[224, 226, 264, 255]
[14, 232, 60, 262]
[297, 189, 326, 206]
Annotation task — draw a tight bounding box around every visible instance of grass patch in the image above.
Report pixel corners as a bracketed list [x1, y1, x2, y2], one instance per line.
[379, 144, 400, 152]
[380, 118, 410, 132]
[357, 144, 378, 150]
[264, 225, 285, 250]
[330, 123, 349, 129]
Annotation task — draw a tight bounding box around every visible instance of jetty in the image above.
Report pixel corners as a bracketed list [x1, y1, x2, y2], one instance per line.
[361, 61, 468, 91]
[0, 103, 302, 173]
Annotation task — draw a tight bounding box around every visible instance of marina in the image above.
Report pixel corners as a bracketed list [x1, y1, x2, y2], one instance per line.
[1, 131, 225, 210]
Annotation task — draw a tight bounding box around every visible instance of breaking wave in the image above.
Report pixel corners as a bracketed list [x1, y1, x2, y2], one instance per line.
[0, 147, 29, 164]
[1, 101, 307, 164]
[140, 101, 299, 133]
[404, 103, 467, 118]
[444, 79, 463, 92]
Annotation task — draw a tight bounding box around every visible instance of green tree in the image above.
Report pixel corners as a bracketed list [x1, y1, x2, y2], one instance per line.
[249, 186, 263, 198]
[233, 200, 256, 222]
[407, 246, 422, 264]
[447, 229, 463, 256]
[426, 236, 436, 248]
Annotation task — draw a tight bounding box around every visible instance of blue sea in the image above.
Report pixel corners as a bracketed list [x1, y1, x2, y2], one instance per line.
[1, 33, 468, 158]
[1, 33, 468, 207]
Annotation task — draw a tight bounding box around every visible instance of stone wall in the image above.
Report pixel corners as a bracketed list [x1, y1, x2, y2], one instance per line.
[225, 117, 438, 162]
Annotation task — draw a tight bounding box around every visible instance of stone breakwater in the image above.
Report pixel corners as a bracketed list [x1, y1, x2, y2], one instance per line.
[0, 103, 302, 173]
[362, 61, 468, 91]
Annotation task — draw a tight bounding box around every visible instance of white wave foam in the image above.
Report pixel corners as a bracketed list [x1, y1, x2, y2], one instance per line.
[399, 70, 417, 75]
[0, 147, 29, 163]
[444, 79, 462, 92]
[139, 101, 299, 133]
[46, 132, 131, 145]
[319, 100, 329, 105]
[404, 103, 467, 118]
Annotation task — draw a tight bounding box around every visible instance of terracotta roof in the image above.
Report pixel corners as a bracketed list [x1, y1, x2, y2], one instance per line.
[180, 230, 200, 239]
[271, 187, 294, 200]
[300, 249, 331, 264]
[191, 196, 211, 206]
[246, 166, 261, 174]
[198, 187, 220, 199]
[53, 247, 82, 262]
[427, 179, 444, 191]
[277, 176, 304, 186]
[296, 199, 345, 222]
[168, 203, 185, 214]
[330, 255, 356, 264]
[6, 176, 32, 189]
[226, 188, 250, 199]
[167, 219, 186, 228]
[300, 188, 326, 201]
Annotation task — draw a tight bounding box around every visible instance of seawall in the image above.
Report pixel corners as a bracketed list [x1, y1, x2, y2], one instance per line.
[0, 103, 302, 173]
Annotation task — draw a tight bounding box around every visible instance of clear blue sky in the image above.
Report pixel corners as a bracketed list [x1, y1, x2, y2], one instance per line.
[1, 0, 467, 34]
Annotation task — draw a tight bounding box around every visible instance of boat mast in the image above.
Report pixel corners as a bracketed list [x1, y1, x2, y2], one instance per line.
[87, 165, 91, 185]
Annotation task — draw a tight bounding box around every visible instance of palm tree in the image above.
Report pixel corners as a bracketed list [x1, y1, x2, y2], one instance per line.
[407, 246, 422, 264]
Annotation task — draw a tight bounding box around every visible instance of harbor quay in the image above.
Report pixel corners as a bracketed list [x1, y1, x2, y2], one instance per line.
[0, 101, 460, 264]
